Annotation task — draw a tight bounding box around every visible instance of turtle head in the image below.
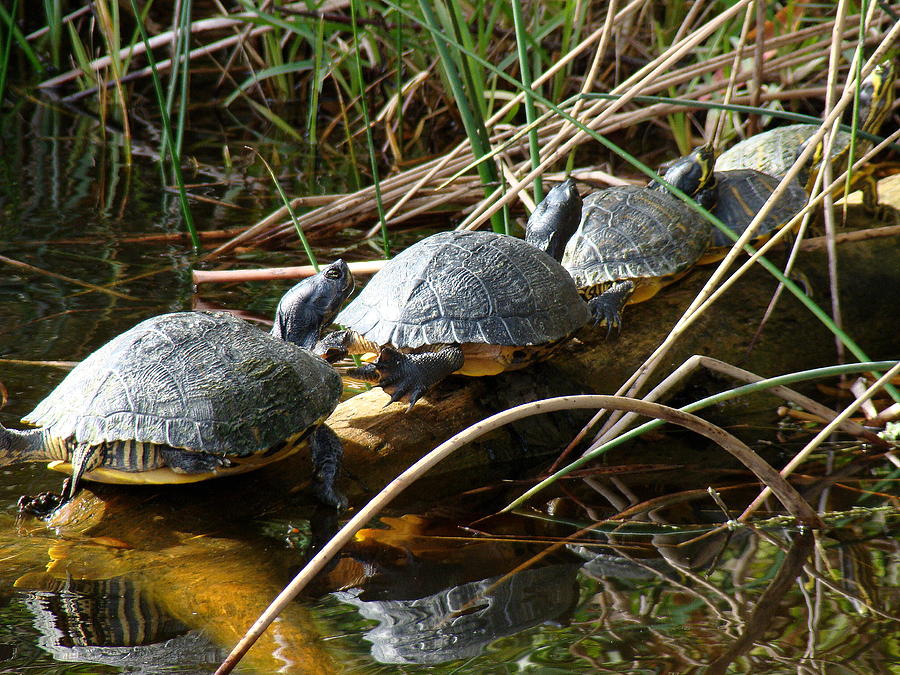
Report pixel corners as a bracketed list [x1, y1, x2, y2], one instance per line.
[525, 179, 583, 262]
[652, 144, 718, 210]
[858, 60, 896, 134]
[655, 144, 717, 196]
[271, 259, 354, 350]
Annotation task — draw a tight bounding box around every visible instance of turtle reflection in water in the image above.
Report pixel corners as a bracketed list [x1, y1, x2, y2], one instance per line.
[0, 260, 354, 513]
[18, 575, 225, 670]
[335, 562, 582, 665]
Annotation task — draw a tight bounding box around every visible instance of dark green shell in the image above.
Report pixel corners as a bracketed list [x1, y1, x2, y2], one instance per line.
[23, 311, 341, 455]
[711, 169, 808, 248]
[561, 186, 711, 288]
[335, 230, 591, 348]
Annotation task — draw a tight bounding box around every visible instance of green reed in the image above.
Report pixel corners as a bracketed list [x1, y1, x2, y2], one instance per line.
[126, 0, 198, 250]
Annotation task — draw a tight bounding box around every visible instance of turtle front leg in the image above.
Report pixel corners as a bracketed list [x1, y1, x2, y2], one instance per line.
[17, 485, 69, 517]
[586, 280, 634, 336]
[17, 444, 99, 517]
[314, 329, 379, 363]
[349, 345, 465, 408]
[309, 425, 347, 509]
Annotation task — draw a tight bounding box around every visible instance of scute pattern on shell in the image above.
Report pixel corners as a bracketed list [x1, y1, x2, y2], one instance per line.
[714, 123, 850, 178]
[335, 230, 590, 349]
[562, 186, 711, 287]
[712, 169, 808, 247]
[23, 312, 341, 454]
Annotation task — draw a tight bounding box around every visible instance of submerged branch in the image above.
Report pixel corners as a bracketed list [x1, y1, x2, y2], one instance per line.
[0, 254, 139, 301]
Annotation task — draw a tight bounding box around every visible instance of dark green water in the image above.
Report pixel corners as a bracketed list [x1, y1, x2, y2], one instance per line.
[1, 103, 898, 674]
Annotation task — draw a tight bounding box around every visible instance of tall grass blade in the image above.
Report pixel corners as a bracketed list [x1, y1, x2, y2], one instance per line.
[418, 0, 505, 232]
[0, 1, 41, 76]
[126, 0, 198, 250]
[94, 0, 133, 162]
[0, 0, 18, 104]
[842, 9, 869, 213]
[41, 0, 61, 71]
[162, 0, 193, 165]
[391, 6, 404, 162]
[64, 20, 93, 90]
[511, 0, 543, 202]
[349, 0, 390, 257]
[225, 61, 316, 107]
[250, 148, 319, 271]
[303, 14, 327, 194]
[306, 14, 326, 146]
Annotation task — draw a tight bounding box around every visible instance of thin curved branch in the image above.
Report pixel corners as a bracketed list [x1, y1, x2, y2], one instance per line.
[214, 394, 818, 675]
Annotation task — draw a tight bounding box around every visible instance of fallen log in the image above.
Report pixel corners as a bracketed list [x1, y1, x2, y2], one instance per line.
[192, 260, 386, 285]
[189, 223, 900, 285]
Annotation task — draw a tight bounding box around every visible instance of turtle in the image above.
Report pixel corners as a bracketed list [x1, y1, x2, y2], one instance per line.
[715, 60, 896, 212]
[314, 196, 614, 406]
[1, 259, 354, 514]
[527, 146, 716, 327]
[701, 166, 810, 262]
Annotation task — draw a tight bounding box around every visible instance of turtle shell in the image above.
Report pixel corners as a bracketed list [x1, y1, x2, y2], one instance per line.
[714, 124, 844, 179]
[334, 230, 590, 349]
[23, 311, 341, 455]
[715, 62, 896, 180]
[561, 185, 711, 290]
[711, 169, 808, 248]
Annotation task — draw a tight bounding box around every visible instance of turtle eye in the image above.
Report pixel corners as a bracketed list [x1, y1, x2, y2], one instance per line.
[324, 267, 342, 280]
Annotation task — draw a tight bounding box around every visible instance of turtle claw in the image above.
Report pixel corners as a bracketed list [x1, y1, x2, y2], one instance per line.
[588, 297, 623, 337]
[386, 388, 421, 412]
[587, 280, 633, 339]
[349, 345, 454, 408]
[18, 476, 77, 517]
[605, 318, 621, 340]
[373, 347, 430, 408]
[17, 490, 66, 518]
[598, 305, 623, 337]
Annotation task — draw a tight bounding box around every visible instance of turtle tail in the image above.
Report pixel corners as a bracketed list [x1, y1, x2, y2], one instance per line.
[0, 424, 51, 466]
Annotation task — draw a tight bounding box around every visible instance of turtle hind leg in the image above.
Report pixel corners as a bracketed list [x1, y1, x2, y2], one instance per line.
[17, 443, 101, 517]
[349, 344, 465, 408]
[159, 447, 232, 474]
[310, 425, 347, 509]
[587, 280, 635, 336]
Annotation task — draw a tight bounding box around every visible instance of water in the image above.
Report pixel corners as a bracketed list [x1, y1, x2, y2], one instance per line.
[1, 102, 898, 674]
